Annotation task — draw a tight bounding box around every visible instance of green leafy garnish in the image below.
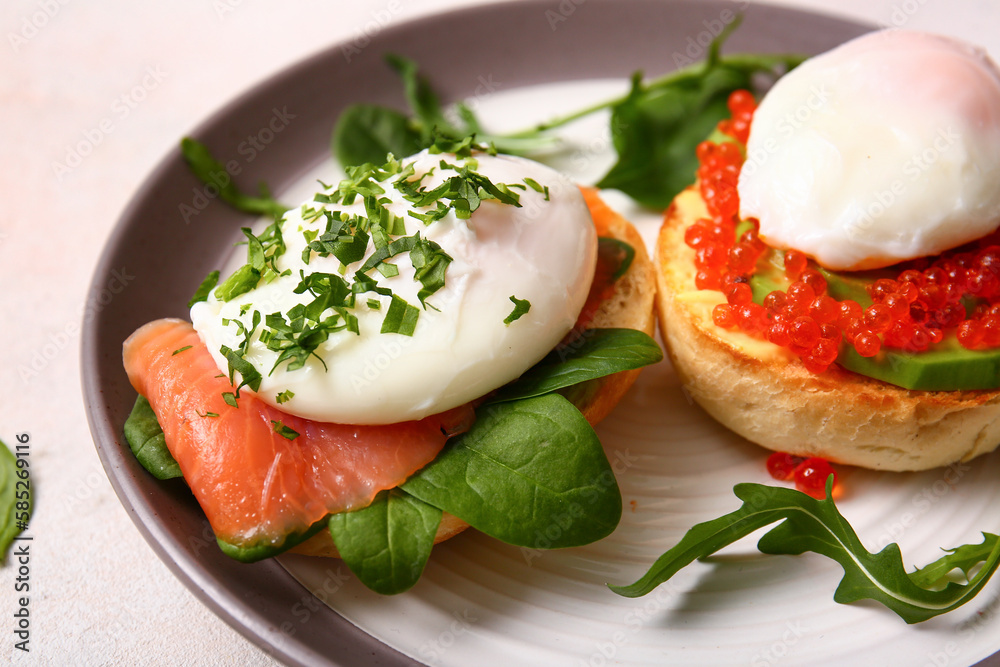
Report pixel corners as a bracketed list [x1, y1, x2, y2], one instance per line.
[328, 489, 442, 595]
[402, 394, 622, 548]
[123, 396, 182, 480]
[380, 294, 420, 335]
[188, 270, 220, 307]
[491, 328, 662, 403]
[0, 438, 30, 561]
[332, 26, 802, 210]
[270, 420, 300, 440]
[172, 346, 192, 356]
[180, 138, 288, 219]
[331, 105, 424, 172]
[609, 481, 1000, 624]
[332, 56, 556, 167]
[598, 237, 636, 281]
[217, 519, 328, 563]
[594, 43, 803, 207]
[275, 390, 295, 404]
[215, 264, 260, 302]
[503, 295, 531, 325]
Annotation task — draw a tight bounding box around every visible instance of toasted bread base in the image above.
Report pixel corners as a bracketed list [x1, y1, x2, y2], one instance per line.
[655, 186, 1000, 472]
[291, 189, 658, 557]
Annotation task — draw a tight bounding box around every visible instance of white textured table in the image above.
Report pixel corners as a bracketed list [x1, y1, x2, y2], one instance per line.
[2, 0, 997, 664]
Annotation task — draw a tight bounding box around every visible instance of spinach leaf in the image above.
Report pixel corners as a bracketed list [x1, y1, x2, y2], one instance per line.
[610, 481, 1000, 624]
[123, 396, 183, 480]
[216, 518, 329, 563]
[489, 329, 662, 404]
[402, 393, 621, 548]
[328, 489, 442, 595]
[596, 50, 803, 209]
[0, 439, 29, 561]
[180, 137, 288, 220]
[332, 104, 423, 170]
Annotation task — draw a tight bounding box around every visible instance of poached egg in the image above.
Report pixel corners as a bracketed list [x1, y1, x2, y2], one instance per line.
[738, 30, 1000, 271]
[191, 150, 597, 424]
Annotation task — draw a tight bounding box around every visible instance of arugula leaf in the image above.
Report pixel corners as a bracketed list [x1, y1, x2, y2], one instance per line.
[490, 329, 662, 404]
[123, 396, 183, 480]
[911, 534, 1000, 588]
[402, 393, 621, 548]
[328, 489, 442, 595]
[180, 138, 288, 219]
[609, 481, 1000, 624]
[0, 439, 29, 561]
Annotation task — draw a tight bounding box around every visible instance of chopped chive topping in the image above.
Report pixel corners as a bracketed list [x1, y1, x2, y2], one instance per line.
[271, 420, 300, 440]
[172, 345, 193, 356]
[188, 270, 220, 307]
[275, 390, 295, 404]
[197, 410, 220, 418]
[504, 296, 531, 325]
[367, 298, 381, 310]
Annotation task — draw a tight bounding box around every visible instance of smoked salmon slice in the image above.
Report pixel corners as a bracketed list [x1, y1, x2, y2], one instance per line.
[123, 318, 474, 549]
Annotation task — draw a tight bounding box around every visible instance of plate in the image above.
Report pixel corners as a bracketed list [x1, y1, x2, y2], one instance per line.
[81, 1, 1000, 665]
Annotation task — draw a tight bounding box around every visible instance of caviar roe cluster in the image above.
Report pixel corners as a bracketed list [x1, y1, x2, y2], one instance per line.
[686, 90, 1000, 375]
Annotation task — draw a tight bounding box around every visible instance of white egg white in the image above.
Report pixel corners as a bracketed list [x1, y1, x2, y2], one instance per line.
[191, 150, 597, 424]
[738, 30, 1000, 271]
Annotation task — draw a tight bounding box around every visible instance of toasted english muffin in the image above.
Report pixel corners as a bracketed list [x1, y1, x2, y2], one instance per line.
[655, 186, 1000, 472]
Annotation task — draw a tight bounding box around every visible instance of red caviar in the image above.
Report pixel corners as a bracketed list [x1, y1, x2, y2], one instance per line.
[684, 89, 1000, 375]
[766, 451, 838, 498]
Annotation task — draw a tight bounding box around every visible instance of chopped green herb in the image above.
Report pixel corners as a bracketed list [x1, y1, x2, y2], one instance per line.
[522, 177, 550, 201]
[219, 345, 262, 396]
[367, 298, 381, 310]
[381, 295, 420, 336]
[504, 296, 531, 325]
[271, 420, 300, 440]
[172, 346, 193, 356]
[275, 390, 295, 404]
[188, 270, 220, 307]
[197, 410, 220, 418]
[222, 392, 238, 408]
[215, 264, 260, 302]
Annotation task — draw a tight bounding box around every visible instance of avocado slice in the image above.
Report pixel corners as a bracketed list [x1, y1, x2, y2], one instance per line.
[747, 248, 1000, 390]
